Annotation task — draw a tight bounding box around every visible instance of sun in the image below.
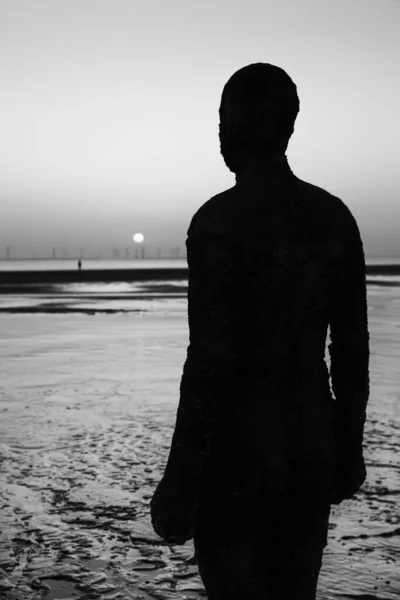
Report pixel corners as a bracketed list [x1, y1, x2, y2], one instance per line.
[133, 232, 144, 243]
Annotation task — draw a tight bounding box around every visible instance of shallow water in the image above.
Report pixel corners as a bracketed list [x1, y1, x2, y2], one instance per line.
[0, 285, 399, 599]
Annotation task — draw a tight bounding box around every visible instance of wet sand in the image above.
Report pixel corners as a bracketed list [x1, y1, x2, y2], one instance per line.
[0, 285, 399, 599]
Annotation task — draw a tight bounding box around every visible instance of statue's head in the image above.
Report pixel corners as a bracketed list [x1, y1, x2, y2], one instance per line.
[219, 63, 300, 174]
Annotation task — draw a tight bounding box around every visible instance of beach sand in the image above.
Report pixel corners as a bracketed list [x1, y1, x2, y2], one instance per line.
[0, 286, 399, 599]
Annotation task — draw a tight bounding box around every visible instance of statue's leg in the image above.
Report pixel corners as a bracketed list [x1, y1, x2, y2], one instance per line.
[264, 495, 331, 600]
[193, 531, 271, 599]
[193, 494, 331, 600]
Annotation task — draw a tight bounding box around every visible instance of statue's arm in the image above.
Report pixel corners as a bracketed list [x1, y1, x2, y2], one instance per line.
[150, 210, 243, 541]
[162, 212, 243, 495]
[328, 206, 370, 500]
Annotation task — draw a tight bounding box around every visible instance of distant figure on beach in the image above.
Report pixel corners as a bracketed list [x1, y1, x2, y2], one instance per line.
[151, 63, 370, 599]
[78, 259, 82, 270]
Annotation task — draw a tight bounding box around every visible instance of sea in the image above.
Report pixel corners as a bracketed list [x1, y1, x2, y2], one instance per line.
[0, 256, 399, 271]
[0, 258, 188, 271]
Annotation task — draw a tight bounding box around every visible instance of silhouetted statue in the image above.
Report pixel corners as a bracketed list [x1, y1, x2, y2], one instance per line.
[78, 259, 82, 270]
[150, 63, 370, 599]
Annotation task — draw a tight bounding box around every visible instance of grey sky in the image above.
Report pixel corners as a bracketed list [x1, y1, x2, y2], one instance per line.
[0, 0, 399, 258]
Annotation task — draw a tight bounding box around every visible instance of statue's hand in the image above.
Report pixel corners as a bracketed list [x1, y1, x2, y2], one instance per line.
[329, 451, 367, 505]
[150, 477, 197, 545]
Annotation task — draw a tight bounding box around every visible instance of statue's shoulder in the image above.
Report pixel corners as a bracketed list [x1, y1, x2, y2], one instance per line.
[187, 186, 239, 237]
[294, 176, 353, 223]
[293, 177, 362, 261]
